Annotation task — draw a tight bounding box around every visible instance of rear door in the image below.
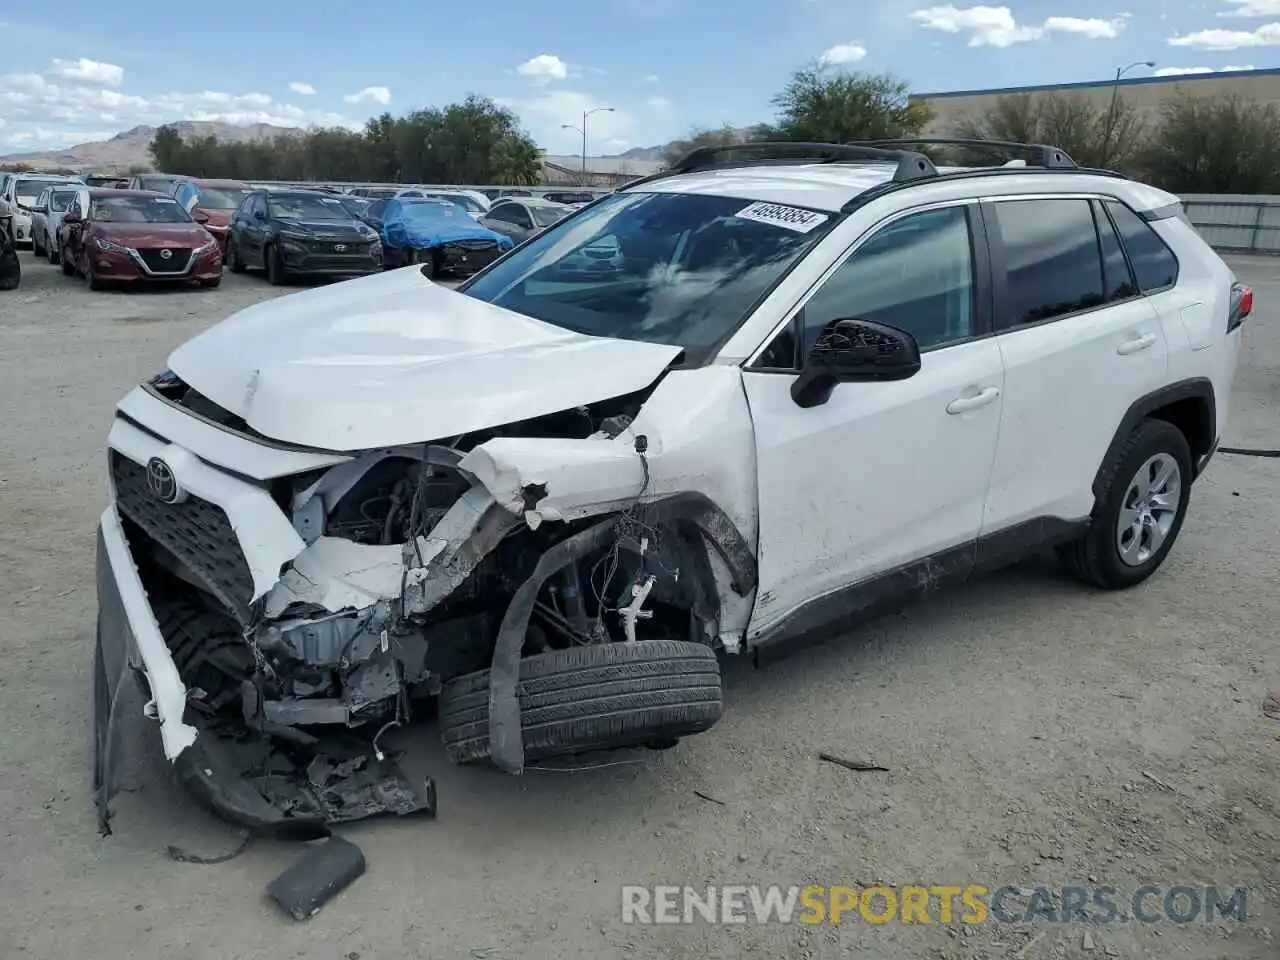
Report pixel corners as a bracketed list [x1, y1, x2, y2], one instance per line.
[980, 196, 1169, 535]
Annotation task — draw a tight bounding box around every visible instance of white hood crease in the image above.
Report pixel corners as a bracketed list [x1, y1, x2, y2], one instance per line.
[166, 267, 683, 451]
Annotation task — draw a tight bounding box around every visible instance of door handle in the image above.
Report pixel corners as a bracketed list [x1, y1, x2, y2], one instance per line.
[946, 386, 1001, 415]
[1117, 332, 1157, 355]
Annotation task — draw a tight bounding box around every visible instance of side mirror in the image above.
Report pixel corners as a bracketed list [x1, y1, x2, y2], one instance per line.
[790, 318, 922, 409]
[62, 211, 82, 225]
[192, 210, 210, 224]
[253, 210, 266, 222]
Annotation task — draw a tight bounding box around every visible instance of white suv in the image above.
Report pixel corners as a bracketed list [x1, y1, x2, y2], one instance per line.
[92, 140, 1250, 835]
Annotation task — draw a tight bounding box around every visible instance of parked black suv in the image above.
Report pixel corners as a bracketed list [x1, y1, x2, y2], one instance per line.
[225, 189, 383, 285]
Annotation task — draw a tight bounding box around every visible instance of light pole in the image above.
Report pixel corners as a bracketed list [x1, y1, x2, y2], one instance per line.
[1101, 60, 1154, 168]
[562, 106, 614, 185]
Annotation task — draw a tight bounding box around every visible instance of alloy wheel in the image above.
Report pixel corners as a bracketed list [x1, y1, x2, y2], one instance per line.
[1115, 452, 1182, 567]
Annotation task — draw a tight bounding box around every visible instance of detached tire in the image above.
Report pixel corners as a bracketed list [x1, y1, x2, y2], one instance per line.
[439, 639, 722, 765]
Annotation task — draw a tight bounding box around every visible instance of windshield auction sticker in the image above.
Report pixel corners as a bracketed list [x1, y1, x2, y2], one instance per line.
[733, 201, 829, 233]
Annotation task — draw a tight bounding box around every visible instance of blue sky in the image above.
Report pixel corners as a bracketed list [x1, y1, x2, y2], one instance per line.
[1, 0, 1278, 156]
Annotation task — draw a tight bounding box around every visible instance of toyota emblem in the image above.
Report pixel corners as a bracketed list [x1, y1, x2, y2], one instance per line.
[145, 457, 182, 504]
[159, 249, 173, 260]
[334, 244, 347, 252]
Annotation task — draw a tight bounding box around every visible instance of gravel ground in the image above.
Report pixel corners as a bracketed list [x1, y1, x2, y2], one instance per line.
[0, 254, 1277, 960]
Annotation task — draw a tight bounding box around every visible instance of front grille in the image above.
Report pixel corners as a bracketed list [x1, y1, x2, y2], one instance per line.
[450, 240, 499, 252]
[137, 248, 192, 274]
[111, 452, 254, 624]
[298, 255, 378, 271]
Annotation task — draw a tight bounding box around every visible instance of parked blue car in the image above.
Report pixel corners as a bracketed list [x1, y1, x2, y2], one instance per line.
[374, 197, 513, 276]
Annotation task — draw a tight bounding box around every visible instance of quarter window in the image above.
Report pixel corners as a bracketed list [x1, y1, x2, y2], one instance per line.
[798, 205, 976, 355]
[992, 198, 1104, 329]
[1105, 200, 1179, 292]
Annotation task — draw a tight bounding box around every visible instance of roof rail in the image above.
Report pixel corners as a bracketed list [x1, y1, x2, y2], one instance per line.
[849, 137, 1077, 169]
[624, 140, 938, 190]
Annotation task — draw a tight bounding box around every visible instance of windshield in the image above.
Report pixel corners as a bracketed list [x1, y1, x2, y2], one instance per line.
[17, 179, 71, 202]
[529, 205, 569, 228]
[270, 194, 353, 220]
[426, 192, 484, 214]
[50, 191, 77, 213]
[462, 191, 834, 362]
[194, 186, 251, 209]
[395, 200, 467, 222]
[91, 195, 191, 223]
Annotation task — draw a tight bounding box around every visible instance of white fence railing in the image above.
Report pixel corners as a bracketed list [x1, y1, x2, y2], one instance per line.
[1181, 194, 1280, 255]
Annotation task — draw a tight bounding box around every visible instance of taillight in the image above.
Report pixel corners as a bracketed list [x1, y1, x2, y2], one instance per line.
[1228, 282, 1253, 332]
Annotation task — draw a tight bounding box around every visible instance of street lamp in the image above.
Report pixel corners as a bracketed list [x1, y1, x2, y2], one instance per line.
[562, 106, 614, 185]
[1101, 60, 1154, 168]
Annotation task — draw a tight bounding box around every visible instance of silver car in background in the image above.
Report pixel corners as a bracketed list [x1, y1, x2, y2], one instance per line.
[30, 186, 85, 263]
[1, 173, 84, 247]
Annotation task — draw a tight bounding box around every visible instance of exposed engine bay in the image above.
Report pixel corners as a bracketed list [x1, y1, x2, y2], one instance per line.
[102, 371, 757, 836]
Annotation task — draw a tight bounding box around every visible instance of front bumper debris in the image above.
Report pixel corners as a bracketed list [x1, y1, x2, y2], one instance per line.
[94, 514, 436, 837]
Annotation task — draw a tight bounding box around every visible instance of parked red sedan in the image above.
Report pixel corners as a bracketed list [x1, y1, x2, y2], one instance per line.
[173, 178, 252, 260]
[61, 190, 222, 290]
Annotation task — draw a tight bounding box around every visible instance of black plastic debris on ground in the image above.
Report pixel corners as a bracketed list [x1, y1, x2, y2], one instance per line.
[268, 835, 367, 921]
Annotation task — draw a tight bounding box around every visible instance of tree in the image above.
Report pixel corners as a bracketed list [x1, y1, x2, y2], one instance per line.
[145, 95, 542, 184]
[952, 91, 1144, 171]
[1140, 92, 1280, 194]
[771, 66, 932, 144]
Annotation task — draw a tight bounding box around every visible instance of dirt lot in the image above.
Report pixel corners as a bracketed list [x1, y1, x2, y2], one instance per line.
[1, 254, 1277, 960]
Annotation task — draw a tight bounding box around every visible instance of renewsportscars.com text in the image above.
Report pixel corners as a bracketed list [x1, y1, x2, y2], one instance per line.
[621, 884, 1249, 925]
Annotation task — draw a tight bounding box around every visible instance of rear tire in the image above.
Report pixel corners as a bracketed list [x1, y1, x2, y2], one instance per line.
[1057, 418, 1193, 590]
[439, 639, 723, 766]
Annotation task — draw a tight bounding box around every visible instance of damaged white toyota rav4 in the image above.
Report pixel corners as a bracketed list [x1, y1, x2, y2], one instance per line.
[94, 140, 1251, 836]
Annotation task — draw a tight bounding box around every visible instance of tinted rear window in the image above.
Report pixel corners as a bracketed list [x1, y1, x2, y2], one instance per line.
[992, 198, 1104, 329]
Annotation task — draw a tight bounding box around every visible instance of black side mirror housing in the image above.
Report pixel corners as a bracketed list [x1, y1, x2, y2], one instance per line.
[791, 318, 922, 408]
[253, 210, 266, 222]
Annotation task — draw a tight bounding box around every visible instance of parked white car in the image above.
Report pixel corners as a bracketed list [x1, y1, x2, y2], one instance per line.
[2, 173, 83, 248]
[395, 187, 489, 218]
[92, 140, 1248, 835]
[29, 185, 85, 263]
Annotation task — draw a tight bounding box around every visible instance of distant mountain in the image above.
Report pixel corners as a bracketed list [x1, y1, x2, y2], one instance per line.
[0, 121, 304, 173]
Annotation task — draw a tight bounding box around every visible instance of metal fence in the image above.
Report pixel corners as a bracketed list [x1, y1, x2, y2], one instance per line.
[1181, 194, 1280, 255]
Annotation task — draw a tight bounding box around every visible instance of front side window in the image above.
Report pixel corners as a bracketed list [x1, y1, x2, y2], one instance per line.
[89, 195, 191, 223]
[796, 205, 976, 356]
[49, 191, 76, 213]
[992, 198, 1104, 329]
[529, 205, 568, 228]
[462, 191, 836, 364]
[1105, 200, 1179, 292]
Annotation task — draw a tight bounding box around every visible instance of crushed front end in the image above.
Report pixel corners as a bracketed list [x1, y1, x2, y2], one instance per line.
[94, 366, 757, 837]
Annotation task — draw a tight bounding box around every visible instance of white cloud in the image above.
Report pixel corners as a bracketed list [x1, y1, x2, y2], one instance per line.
[50, 57, 123, 86]
[516, 54, 569, 85]
[497, 89, 634, 152]
[1154, 64, 1256, 75]
[909, 5, 1125, 47]
[646, 95, 672, 109]
[1217, 0, 1280, 15]
[819, 42, 868, 65]
[289, 82, 316, 95]
[642, 74, 660, 83]
[1168, 24, 1280, 48]
[1043, 16, 1121, 39]
[343, 85, 391, 105]
[0, 69, 366, 152]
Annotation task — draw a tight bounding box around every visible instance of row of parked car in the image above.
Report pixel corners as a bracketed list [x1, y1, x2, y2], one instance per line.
[0, 169, 582, 291]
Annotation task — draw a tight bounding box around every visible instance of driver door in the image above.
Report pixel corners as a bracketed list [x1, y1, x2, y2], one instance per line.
[741, 202, 1005, 643]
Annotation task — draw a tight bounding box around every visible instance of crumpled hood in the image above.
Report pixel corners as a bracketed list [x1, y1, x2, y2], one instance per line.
[276, 219, 370, 240]
[166, 267, 683, 451]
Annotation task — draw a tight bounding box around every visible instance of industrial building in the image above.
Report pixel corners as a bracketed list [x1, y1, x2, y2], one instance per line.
[913, 67, 1280, 135]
